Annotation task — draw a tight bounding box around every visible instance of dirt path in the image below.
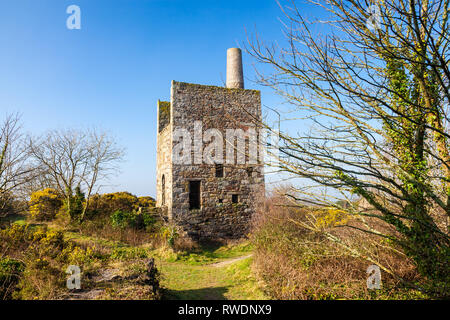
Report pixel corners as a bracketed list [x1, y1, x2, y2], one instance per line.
[209, 254, 253, 268]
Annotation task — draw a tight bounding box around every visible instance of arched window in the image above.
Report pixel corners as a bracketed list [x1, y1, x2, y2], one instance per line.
[161, 175, 166, 205]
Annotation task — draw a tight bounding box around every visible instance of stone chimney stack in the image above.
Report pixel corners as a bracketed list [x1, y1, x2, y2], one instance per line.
[226, 48, 244, 89]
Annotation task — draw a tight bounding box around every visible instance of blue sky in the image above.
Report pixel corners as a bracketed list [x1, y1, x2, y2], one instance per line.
[0, 0, 319, 197]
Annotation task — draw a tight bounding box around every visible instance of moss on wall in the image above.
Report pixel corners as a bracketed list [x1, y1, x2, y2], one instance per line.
[158, 100, 171, 132]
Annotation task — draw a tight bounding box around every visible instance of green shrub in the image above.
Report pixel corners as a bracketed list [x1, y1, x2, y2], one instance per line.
[110, 210, 157, 230]
[67, 186, 85, 222]
[0, 257, 25, 300]
[141, 210, 157, 230]
[110, 210, 134, 228]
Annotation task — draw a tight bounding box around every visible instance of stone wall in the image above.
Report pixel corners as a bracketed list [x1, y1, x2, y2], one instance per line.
[156, 101, 172, 218]
[167, 81, 265, 240]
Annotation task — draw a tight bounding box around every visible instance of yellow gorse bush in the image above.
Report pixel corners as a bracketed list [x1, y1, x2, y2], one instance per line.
[315, 207, 350, 229]
[88, 192, 155, 216]
[39, 230, 64, 248]
[3, 223, 30, 241]
[138, 196, 156, 208]
[63, 246, 95, 265]
[3, 225, 65, 257]
[1, 223, 105, 299]
[29, 188, 63, 221]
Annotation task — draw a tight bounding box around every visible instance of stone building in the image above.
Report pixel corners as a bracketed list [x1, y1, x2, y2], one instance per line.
[156, 48, 265, 240]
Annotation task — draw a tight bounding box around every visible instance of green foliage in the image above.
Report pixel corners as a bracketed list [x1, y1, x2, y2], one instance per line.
[369, 58, 450, 297]
[110, 210, 133, 228]
[331, 59, 450, 298]
[67, 186, 85, 222]
[0, 257, 25, 299]
[110, 209, 157, 230]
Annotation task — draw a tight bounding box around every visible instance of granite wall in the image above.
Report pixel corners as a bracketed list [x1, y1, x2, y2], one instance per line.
[157, 81, 265, 240]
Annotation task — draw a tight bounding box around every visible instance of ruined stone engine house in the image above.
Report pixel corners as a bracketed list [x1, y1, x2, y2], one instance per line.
[156, 48, 265, 240]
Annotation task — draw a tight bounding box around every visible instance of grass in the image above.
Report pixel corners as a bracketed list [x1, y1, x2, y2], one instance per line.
[63, 229, 126, 248]
[1, 213, 27, 226]
[221, 258, 268, 300]
[160, 256, 267, 300]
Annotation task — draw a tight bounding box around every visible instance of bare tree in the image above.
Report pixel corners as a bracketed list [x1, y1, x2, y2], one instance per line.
[29, 128, 124, 222]
[248, 0, 449, 296]
[0, 113, 34, 217]
[79, 130, 125, 221]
